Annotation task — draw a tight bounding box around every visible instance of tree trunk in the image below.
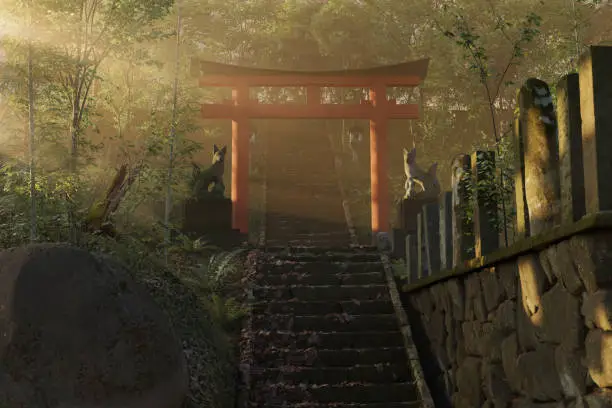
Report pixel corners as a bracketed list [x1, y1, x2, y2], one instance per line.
[164, 0, 182, 264]
[84, 163, 141, 236]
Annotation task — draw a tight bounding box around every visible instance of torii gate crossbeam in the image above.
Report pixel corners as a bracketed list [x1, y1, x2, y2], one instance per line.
[192, 59, 429, 237]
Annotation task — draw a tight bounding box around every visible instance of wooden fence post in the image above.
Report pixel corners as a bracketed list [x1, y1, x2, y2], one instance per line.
[517, 78, 561, 235]
[513, 110, 530, 238]
[471, 150, 499, 257]
[579, 45, 612, 213]
[556, 73, 586, 223]
[451, 154, 474, 267]
[439, 191, 453, 270]
[423, 202, 441, 275]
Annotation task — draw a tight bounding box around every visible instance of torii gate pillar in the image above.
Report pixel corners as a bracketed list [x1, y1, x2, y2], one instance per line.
[231, 85, 250, 233]
[369, 85, 390, 236]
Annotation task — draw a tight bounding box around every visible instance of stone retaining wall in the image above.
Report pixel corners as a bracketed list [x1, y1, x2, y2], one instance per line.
[402, 215, 612, 407]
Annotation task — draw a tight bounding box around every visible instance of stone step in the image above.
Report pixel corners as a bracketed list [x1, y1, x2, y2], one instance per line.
[249, 402, 423, 408]
[251, 314, 399, 332]
[253, 363, 413, 385]
[270, 252, 381, 263]
[252, 300, 394, 316]
[251, 382, 419, 404]
[263, 245, 378, 254]
[265, 239, 352, 248]
[254, 271, 385, 286]
[250, 330, 405, 349]
[260, 261, 383, 275]
[253, 347, 407, 368]
[253, 284, 389, 301]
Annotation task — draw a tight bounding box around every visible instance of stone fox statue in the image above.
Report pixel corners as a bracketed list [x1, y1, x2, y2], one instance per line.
[403, 147, 441, 200]
[191, 144, 227, 199]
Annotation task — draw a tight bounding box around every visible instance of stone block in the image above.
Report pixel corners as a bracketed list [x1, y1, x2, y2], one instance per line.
[517, 344, 564, 401]
[462, 320, 494, 357]
[555, 343, 587, 398]
[537, 283, 582, 349]
[569, 232, 612, 293]
[582, 290, 612, 331]
[584, 389, 612, 408]
[518, 253, 550, 316]
[546, 240, 584, 294]
[538, 247, 557, 285]
[498, 260, 518, 300]
[482, 267, 504, 312]
[456, 356, 483, 407]
[501, 333, 521, 392]
[446, 279, 465, 321]
[482, 363, 513, 408]
[585, 329, 612, 388]
[428, 309, 446, 343]
[465, 273, 487, 321]
[494, 299, 516, 335]
[516, 294, 539, 351]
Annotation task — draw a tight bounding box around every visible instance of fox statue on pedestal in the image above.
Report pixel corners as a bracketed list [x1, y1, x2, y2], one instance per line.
[191, 144, 227, 200]
[403, 147, 441, 200]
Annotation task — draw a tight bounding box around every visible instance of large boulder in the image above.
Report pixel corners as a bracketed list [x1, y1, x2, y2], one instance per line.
[0, 243, 188, 408]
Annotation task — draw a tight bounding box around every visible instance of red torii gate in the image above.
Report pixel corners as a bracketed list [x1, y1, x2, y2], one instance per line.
[191, 58, 429, 236]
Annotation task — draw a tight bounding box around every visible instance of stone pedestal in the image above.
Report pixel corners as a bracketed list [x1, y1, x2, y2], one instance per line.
[182, 197, 247, 248]
[397, 197, 439, 232]
[183, 197, 232, 234]
[393, 197, 438, 259]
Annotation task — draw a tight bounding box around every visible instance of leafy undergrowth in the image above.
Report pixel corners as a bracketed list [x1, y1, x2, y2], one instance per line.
[80, 231, 249, 408]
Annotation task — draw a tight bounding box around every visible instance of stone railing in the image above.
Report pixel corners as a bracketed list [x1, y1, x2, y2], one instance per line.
[397, 44, 612, 407]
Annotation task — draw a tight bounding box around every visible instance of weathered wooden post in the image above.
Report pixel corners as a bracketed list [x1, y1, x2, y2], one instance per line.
[556, 73, 586, 223]
[439, 191, 453, 270]
[405, 234, 419, 283]
[513, 108, 530, 238]
[471, 150, 499, 257]
[451, 154, 474, 267]
[579, 45, 612, 213]
[417, 212, 426, 278]
[517, 78, 561, 235]
[423, 202, 441, 274]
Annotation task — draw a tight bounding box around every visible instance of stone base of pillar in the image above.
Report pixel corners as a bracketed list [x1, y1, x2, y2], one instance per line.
[396, 197, 438, 232]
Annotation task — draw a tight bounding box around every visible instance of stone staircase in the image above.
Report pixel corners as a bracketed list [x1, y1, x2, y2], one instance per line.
[244, 246, 426, 407]
[264, 129, 351, 247]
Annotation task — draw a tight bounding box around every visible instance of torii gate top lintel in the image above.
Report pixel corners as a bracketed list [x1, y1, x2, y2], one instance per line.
[191, 58, 430, 87]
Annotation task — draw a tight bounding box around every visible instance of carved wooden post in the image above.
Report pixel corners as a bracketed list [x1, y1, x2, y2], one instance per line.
[518, 78, 561, 235]
[556, 73, 586, 223]
[439, 191, 453, 270]
[471, 151, 499, 257]
[423, 202, 441, 274]
[579, 45, 612, 213]
[451, 154, 474, 267]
